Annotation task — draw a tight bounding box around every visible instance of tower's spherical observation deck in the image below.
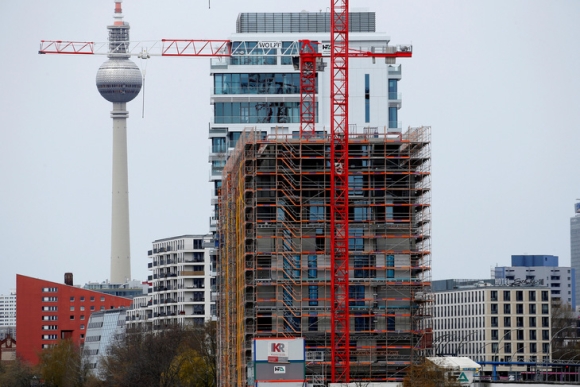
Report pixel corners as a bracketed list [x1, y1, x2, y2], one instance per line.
[96, 59, 142, 103]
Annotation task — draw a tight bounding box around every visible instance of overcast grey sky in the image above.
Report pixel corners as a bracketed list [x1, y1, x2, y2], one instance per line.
[1, 1, 579, 294]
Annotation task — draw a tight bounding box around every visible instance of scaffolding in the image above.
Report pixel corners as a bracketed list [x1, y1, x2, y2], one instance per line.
[218, 126, 432, 386]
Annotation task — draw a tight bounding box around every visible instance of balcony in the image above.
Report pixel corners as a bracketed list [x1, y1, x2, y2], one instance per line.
[182, 270, 205, 277]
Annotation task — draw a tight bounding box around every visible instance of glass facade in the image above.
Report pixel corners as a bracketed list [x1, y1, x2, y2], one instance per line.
[214, 73, 305, 95]
[214, 102, 308, 124]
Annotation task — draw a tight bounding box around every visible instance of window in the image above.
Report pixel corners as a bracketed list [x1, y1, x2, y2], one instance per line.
[530, 343, 537, 353]
[211, 137, 226, 153]
[100, 296, 105, 302]
[517, 330, 524, 340]
[529, 330, 537, 340]
[90, 297, 95, 302]
[516, 304, 523, 314]
[308, 286, 318, 306]
[542, 343, 550, 353]
[516, 291, 523, 301]
[491, 329, 498, 340]
[490, 291, 498, 301]
[80, 306, 85, 311]
[354, 255, 376, 278]
[70, 297, 75, 302]
[70, 306, 74, 311]
[42, 297, 58, 302]
[386, 254, 394, 279]
[503, 291, 511, 301]
[542, 317, 549, 327]
[349, 285, 365, 307]
[354, 312, 371, 332]
[529, 291, 536, 301]
[503, 304, 511, 314]
[364, 74, 370, 122]
[491, 304, 498, 314]
[504, 343, 511, 354]
[81, 315, 85, 320]
[80, 325, 85, 330]
[349, 228, 364, 251]
[541, 304, 549, 314]
[70, 315, 75, 320]
[491, 317, 498, 327]
[516, 317, 524, 327]
[90, 306, 95, 311]
[529, 317, 537, 327]
[542, 329, 549, 340]
[348, 176, 364, 196]
[541, 291, 549, 301]
[388, 79, 398, 100]
[80, 296, 85, 302]
[309, 201, 324, 221]
[308, 313, 318, 332]
[42, 287, 58, 293]
[387, 317, 395, 331]
[529, 304, 536, 314]
[388, 107, 398, 129]
[502, 330, 511, 340]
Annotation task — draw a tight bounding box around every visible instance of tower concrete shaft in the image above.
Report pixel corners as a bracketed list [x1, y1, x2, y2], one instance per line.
[110, 103, 131, 283]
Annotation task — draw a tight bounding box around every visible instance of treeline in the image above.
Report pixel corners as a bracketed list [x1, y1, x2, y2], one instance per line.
[0, 323, 216, 387]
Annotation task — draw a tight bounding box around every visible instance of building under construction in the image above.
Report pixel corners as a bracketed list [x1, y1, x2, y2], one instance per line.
[218, 126, 432, 385]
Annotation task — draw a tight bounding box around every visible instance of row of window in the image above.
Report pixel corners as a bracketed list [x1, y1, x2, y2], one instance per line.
[490, 290, 549, 302]
[436, 289, 550, 305]
[490, 342, 549, 354]
[490, 303, 549, 315]
[42, 295, 106, 302]
[490, 328, 550, 341]
[492, 316, 550, 328]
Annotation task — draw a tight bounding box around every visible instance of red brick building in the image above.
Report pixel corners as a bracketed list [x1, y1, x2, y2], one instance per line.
[16, 274, 133, 365]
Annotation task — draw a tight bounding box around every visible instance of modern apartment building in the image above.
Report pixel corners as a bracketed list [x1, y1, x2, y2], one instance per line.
[214, 12, 431, 385]
[432, 279, 552, 378]
[125, 234, 217, 331]
[0, 290, 16, 338]
[494, 255, 575, 309]
[15, 274, 132, 365]
[571, 202, 580, 311]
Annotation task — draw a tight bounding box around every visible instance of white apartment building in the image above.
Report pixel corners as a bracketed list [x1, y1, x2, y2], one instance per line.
[126, 234, 216, 330]
[432, 280, 552, 378]
[0, 291, 16, 338]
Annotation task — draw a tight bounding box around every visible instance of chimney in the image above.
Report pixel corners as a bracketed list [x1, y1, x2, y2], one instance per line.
[64, 272, 73, 286]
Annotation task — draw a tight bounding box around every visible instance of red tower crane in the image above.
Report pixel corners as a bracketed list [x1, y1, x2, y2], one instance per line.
[39, 2, 412, 383]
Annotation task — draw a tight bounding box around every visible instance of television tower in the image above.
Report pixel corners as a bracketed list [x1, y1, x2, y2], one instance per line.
[95, 1, 142, 283]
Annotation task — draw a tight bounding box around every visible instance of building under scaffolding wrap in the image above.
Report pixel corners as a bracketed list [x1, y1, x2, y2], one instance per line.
[218, 126, 432, 386]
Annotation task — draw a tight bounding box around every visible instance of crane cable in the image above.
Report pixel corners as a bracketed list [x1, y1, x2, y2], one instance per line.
[139, 49, 150, 118]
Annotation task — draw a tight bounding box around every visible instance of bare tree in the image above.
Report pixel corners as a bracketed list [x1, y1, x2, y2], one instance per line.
[0, 357, 36, 387]
[99, 323, 216, 387]
[401, 360, 462, 387]
[551, 299, 578, 360]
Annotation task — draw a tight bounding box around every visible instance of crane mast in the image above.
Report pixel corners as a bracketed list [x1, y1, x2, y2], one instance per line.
[330, 0, 350, 382]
